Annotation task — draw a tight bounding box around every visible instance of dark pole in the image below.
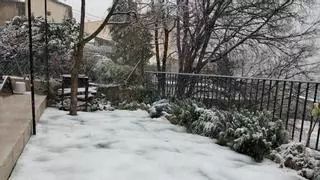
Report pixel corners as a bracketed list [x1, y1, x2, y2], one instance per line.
[45, 0, 49, 95]
[27, 0, 36, 135]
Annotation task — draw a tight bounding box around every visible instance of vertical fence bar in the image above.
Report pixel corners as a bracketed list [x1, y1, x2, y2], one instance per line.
[156, 73, 159, 96]
[210, 77, 214, 107]
[219, 77, 223, 102]
[228, 77, 232, 108]
[300, 83, 309, 142]
[260, 80, 266, 111]
[170, 73, 173, 98]
[216, 77, 220, 101]
[272, 81, 279, 119]
[233, 78, 237, 104]
[172, 74, 175, 98]
[167, 73, 170, 98]
[310, 84, 319, 145]
[199, 76, 203, 101]
[165, 73, 168, 98]
[175, 74, 179, 98]
[195, 76, 199, 100]
[314, 83, 320, 149]
[279, 81, 287, 119]
[168, 73, 173, 98]
[238, 79, 243, 109]
[249, 79, 254, 107]
[266, 80, 273, 110]
[292, 82, 302, 140]
[222, 77, 226, 101]
[254, 80, 260, 109]
[196, 76, 200, 100]
[317, 119, 320, 150]
[152, 73, 155, 99]
[243, 79, 247, 106]
[205, 76, 209, 106]
[214, 77, 218, 101]
[286, 82, 294, 129]
[208, 76, 211, 105]
[201, 76, 204, 101]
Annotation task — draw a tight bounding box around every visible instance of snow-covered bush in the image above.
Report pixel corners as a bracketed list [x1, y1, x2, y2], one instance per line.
[190, 108, 230, 138]
[269, 142, 320, 180]
[170, 99, 204, 128]
[148, 99, 170, 118]
[217, 110, 288, 161]
[92, 58, 133, 84]
[117, 101, 149, 111]
[0, 16, 78, 77]
[155, 99, 288, 162]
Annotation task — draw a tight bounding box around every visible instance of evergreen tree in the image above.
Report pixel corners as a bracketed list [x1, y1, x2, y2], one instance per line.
[109, 0, 153, 82]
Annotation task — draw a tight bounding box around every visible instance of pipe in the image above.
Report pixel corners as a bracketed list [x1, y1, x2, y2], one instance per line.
[27, 0, 36, 135]
[45, 0, 49, 95]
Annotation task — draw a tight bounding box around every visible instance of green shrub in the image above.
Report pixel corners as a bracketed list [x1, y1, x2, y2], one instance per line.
[159, 99, 288, 162]
[169, 99, 204, 129]
[117, 101, 148, 111]
[190, 108, 230, 138]
[217, 110, 288, 162]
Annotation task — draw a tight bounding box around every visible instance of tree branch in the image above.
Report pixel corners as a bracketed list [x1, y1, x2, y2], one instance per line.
[82, 0, 120, 44]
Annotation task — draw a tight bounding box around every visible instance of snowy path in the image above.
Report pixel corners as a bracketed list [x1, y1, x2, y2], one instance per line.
[10, 108, 304, 180]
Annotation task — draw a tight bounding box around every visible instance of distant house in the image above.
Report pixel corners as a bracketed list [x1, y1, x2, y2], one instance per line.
[0, 0, 72, 26]
[84, 21, 112, 45]
[84, 20, 179, 70]
[25, 0, 72, 23]
[0, 0, 25, 26]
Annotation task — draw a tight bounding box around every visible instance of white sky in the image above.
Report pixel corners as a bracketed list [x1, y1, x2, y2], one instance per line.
[62, 0, 113, 21]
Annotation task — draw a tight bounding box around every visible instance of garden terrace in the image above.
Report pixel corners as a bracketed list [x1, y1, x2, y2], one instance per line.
[9, 108, 302, 180]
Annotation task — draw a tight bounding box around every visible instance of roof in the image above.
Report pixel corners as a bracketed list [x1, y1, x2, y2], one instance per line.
[0, 0, 24, 3]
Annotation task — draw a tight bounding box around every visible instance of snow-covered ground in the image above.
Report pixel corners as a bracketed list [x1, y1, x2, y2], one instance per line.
[10, 108, 305, 180]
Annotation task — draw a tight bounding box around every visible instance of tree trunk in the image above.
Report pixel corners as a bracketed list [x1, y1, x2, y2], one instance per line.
[68, 0, 120, 115]
[306, 117, 319, 147]
[69, 45, 84, 115]
[160, 28, 169, 97]
[69, 0, 85, 115]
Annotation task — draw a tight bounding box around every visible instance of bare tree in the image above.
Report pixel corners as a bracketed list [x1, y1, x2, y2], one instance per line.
[174, 0, 320, 97]
[70, 0, 131, 115]
[147, 0, 175, 95]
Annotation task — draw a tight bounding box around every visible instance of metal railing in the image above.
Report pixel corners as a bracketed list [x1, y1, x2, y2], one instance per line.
[146, 71, 320, 150]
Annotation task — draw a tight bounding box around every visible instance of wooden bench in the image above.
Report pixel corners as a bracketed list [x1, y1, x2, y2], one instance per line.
[60, 74, 89, 111]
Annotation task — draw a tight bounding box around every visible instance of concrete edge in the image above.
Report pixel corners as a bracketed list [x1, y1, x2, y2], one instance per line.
[0, 96, 47, 180]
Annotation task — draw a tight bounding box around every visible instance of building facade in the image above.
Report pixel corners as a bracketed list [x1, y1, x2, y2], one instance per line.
[0, 0, 25, 26]
[84, 21, 111, 42]
[25, 0, 72, 23]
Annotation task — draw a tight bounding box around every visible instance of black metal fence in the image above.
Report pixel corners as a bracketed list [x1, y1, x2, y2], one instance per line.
[146, 71, 320, 151]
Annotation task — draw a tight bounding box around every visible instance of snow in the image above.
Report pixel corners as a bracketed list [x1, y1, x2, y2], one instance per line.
[57, 87, 98, 95]
[10, 108, 305, 180]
